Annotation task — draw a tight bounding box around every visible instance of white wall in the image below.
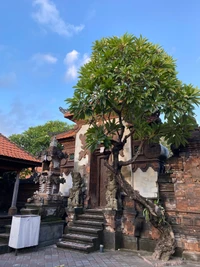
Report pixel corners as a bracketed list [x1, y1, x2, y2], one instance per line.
[59, 172, 73, 197]
[74, 124, 90, 174]
[132, 167, 158, 198]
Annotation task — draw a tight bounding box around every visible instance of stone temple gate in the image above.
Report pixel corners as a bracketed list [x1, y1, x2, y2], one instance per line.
[55, 108, 200, 261]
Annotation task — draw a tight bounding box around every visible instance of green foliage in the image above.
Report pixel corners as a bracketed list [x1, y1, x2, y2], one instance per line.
[9, 120, 72, 156]
[66, 33, 200, 151]
[143, 199, 165, 224]
[19, 168, 33, 179]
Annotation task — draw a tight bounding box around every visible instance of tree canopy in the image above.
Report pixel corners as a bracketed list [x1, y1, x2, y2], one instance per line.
[66, 34, 200, 260]
[67, 33, 200, 152]
[9, 120, 72, 156]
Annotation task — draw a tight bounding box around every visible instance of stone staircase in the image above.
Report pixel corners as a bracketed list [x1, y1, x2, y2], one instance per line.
[0, 215, 12, 254]
[57, 209, 104, 253]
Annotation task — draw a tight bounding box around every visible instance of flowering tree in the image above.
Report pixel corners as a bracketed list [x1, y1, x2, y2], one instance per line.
[66, 34, 200, 260]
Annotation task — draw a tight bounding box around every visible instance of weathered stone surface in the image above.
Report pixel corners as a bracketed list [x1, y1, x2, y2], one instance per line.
[39, 221, 64, 247]
[183, 250, 200, 261]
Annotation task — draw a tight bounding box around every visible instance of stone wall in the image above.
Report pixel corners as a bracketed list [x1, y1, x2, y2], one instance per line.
[39, 220, 64, 247]
[120, 129, 200, 261]
[162, 134, 200, 259]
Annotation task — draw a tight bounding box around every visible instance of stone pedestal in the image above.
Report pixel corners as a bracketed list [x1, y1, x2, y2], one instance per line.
[103, 209, 123, 250]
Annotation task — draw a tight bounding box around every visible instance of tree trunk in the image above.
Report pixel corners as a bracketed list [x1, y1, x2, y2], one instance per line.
[151, 222, 175, 261]
[116, 171, 176, 261]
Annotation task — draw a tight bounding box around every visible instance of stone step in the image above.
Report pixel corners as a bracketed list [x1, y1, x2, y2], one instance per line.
[4, 225, 11, 234]
[62, 233, 100, 250]
[58, 209, 104, 253]
[84, 209, 103, 215]
[62, 233, 97, 243]
[0, 243, 9, 255]
[78, 214, 104, 222]
[57, 240, 94, 253]
[68, 225, 102, 236]
[73, 220, 103, 228]
[0, 216, 12, 227]
[0, 233, 9, 242]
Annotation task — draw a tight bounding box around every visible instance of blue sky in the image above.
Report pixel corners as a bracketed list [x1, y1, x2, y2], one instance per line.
[0, 0, 200, 136]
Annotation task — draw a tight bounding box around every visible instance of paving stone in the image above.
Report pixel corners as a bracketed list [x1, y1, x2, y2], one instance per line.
[0, 245, 200, 267]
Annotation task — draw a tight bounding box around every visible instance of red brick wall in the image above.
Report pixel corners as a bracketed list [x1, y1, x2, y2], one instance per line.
[122, 129, 200, 254]
[164, 152, 200, 253]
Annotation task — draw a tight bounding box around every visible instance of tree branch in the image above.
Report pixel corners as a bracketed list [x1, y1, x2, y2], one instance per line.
[116, 172, 157, 217]
[104, 158, 115, 173]
[119, 140, 144, 167]
[122, 127, 135, 145]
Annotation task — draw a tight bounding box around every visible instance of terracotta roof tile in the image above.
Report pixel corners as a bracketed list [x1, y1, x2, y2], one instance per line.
[56, 127, 78, 140]
[0, 133, 40, 163]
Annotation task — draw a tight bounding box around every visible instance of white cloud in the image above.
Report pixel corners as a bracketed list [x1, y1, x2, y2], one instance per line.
[32, 0, 84, 36]
[0, 96, 62, 137]
[64, 50, 90, 81]
[64, 65, 78, 81]
[31, 53, 58, 65]
[0, 72, 17, 88]
[64, 50, 79, 65]
[81, 53, 90, 65]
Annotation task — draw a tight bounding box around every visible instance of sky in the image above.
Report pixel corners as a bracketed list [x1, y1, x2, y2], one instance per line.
[0, 0, 200, 137]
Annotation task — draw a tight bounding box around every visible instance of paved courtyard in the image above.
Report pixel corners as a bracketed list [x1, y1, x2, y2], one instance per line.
[0, 245, 200, 267]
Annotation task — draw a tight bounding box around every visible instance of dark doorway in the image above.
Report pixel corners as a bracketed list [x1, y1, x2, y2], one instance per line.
[89, 150, 108, 208]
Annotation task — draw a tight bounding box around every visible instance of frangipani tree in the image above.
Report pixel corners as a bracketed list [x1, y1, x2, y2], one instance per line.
[66, 34, 200, 260]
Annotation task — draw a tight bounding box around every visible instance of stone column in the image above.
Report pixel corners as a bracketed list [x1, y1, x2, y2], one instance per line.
[8, 172, 20, 215]
[103, 209, 123, 250]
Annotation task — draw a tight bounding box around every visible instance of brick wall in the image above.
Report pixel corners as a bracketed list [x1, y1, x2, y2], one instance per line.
[121, 129, 200, 256]
[160, 128, 200, 254]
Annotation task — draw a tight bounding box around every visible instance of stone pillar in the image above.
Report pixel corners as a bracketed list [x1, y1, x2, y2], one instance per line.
[103, 209, 123, 250]
[8, 172, 20, 215]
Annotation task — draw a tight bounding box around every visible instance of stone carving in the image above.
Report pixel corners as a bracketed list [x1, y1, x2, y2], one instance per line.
[78, 134, 90, 161]
[59, 106, 68, 114]
[24, 137, 67, 219]
[106, 176, 118, 210]
[68, 172, 84, 210]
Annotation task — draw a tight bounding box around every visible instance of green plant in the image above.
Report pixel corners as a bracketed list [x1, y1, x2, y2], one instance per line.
[143, 199, 165, 224]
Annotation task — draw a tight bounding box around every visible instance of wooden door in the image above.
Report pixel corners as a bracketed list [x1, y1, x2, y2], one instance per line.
[89, 151, 108, 208]
[98, 156, 107, 207]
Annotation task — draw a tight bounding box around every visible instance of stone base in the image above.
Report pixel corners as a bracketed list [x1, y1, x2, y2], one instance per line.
[8, 207, 17, 216]
[121, 235, 156, 252]
[182, 250, 200, 262]
[103, 230, 122, 250]
[39, 220, 64, 248]
[25, 203, 65, 219]
[20, 208, 39, 215]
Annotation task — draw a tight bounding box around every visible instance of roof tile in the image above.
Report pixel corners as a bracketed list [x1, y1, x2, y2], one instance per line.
[56, 127, 78, 140]
[0, 133, 40, 163]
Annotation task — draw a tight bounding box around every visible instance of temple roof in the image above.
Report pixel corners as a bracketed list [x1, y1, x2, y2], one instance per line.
[0, 133, 41, 164]
[56, 127, 78, 140]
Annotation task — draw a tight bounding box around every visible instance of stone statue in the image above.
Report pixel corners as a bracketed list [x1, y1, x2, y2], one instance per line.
[106, 176, 118, 210]
[68, 172, 84, 210]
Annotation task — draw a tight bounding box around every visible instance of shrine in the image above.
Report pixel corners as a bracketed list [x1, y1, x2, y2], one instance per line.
[56, 108, 168, 252]
[21, 137, 67, 218]
[56, 107, 200, 261]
